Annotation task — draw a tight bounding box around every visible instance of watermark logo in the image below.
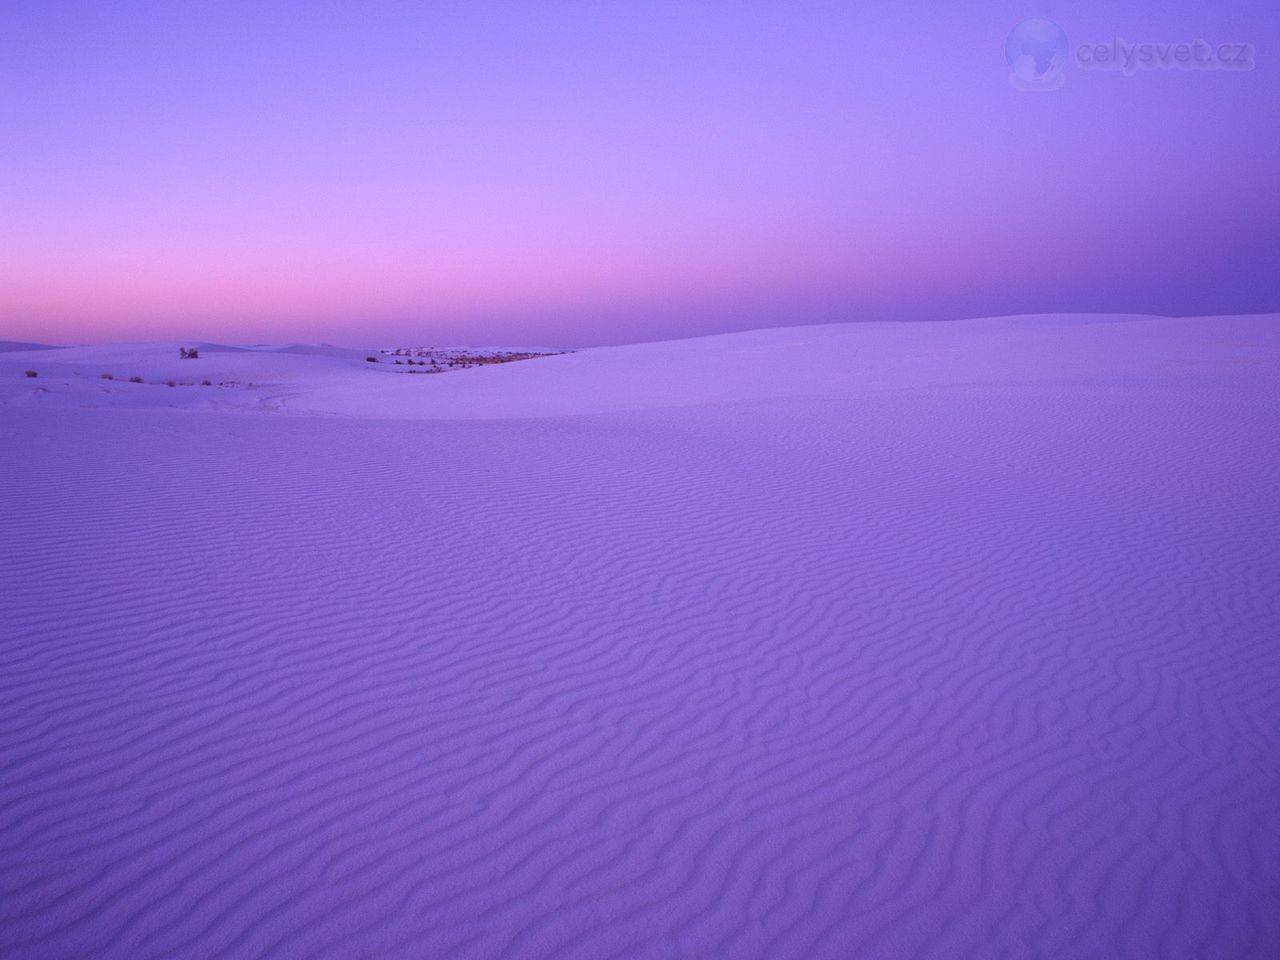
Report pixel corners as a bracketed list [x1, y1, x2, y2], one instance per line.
[1006, 18, 1256, 91]
[1076, 39, 1255, 75]
[1006, 18, 1069, 92]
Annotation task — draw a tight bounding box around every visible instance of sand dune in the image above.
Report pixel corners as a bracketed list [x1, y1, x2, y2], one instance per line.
[0, 342, 64, 353]
[1, 315, 1277, 959]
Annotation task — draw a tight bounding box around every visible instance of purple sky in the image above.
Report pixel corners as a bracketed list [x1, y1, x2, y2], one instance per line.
[2, 1, 1277, 346]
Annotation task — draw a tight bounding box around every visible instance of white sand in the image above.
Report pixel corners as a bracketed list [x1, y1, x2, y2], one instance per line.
[1, 314, 1277, 959]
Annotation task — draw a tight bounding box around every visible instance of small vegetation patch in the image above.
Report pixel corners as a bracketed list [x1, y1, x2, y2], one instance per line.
[24, 370, 37, 378]
[129, 376, 144, 383]
[379, 346, 567, 373]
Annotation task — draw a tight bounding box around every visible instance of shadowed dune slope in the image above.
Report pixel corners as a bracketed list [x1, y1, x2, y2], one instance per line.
[1, 316, 1278, 959]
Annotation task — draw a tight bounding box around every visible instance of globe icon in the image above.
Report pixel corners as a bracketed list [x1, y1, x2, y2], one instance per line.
[1005, 18, 1068, 91]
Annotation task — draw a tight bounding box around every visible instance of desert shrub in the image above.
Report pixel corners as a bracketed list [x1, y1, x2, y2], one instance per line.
[164, 379, 176, 387]
[366, 356, 378, 363]
[201, 379, 212, 386]
[24, 370, 37, 378]
[129, 376, 144, 383]
[100, 373, 114, 380]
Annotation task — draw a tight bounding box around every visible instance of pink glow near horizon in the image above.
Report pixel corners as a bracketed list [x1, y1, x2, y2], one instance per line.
[1, 1, 1276, 346]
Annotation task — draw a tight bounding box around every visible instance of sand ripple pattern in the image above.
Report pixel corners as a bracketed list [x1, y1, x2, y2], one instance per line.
[2, 376, 1279, 959]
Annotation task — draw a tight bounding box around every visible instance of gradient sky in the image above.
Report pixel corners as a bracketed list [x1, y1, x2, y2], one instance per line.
[1, 0, 1277, 346]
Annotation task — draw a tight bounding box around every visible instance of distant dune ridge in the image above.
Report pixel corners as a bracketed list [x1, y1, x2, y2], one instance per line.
[0, 341, 63, 352]
[1, 314, 1277, 959]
